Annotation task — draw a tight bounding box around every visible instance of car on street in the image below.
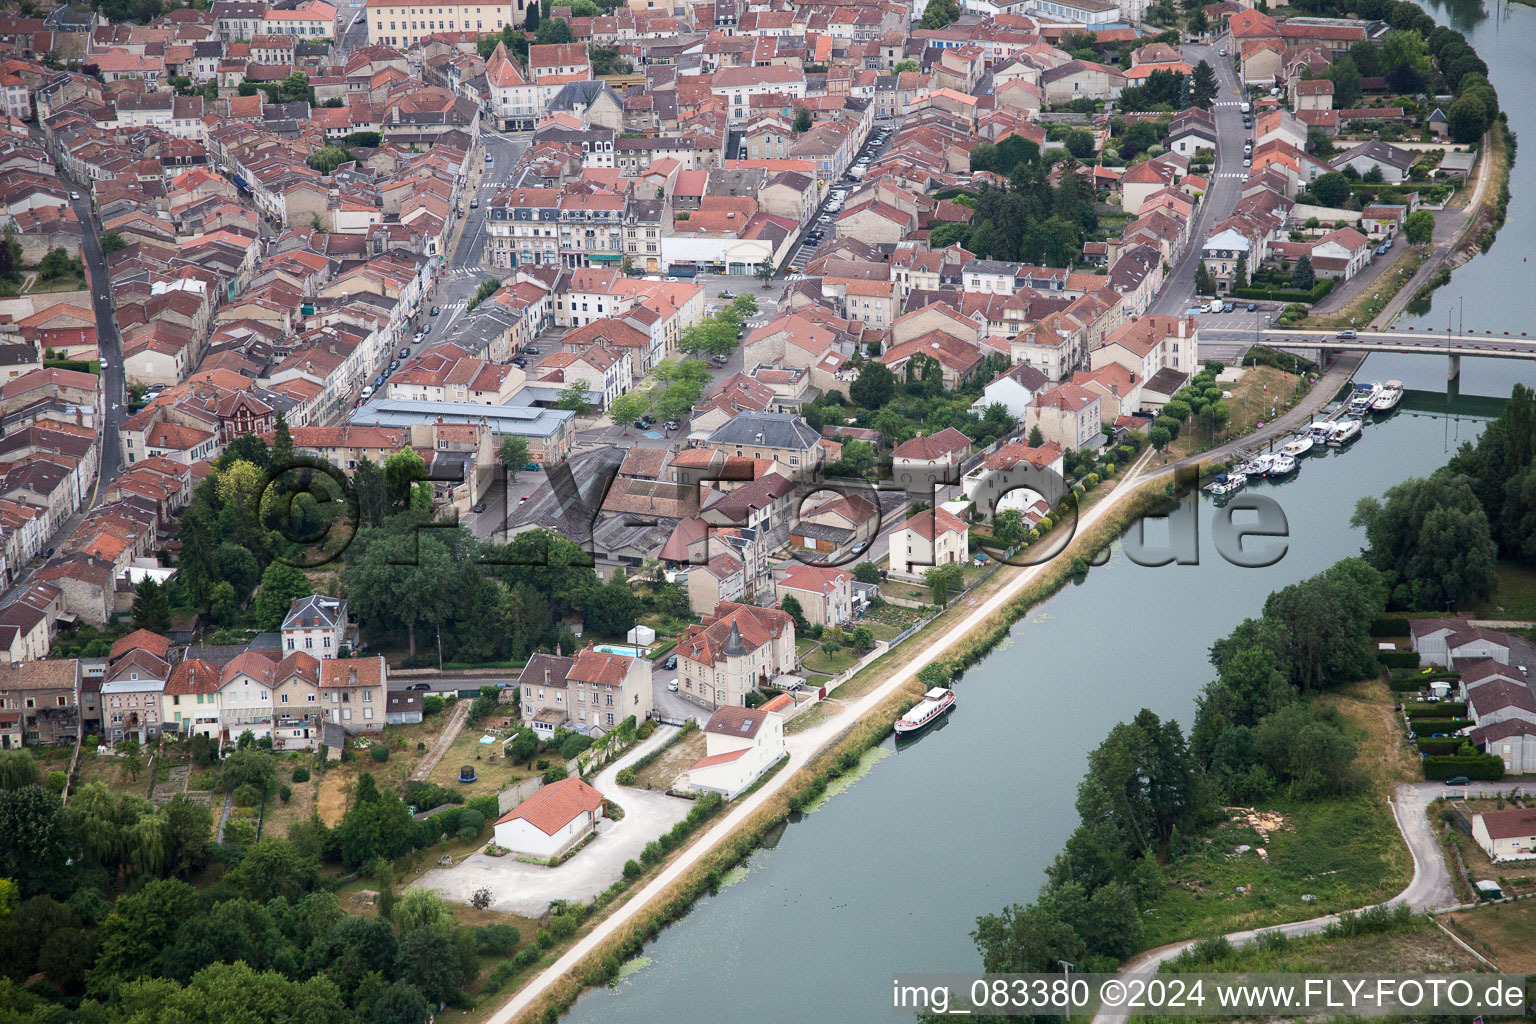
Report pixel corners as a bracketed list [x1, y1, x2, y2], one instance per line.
[851, 540, 869, 555]
[405, 682, 433, 691]
[526, 345, 539, 354]
[1377, 243, 1391, 255]
[70, 191, 81, 200]
[1246, 303, 1257, 312]
[473, 502, 488, 513]
[399, 347, 410, 358]
[719, 289, 735, 298]
[512, 357, 527, 367]
[634, 418, 650, 429]
[1337, 329, 1357, 339]
[1218, 48, 1227, 56]
[519, 494, 530, 503]
[1445, 775, 1469, 785]
[430, 306, 440, 315]
[470, 198, 478, 209]
[663, 419, 680, 430]
[664, 654, 677, 670]
[523, 462, 539, 472]
[711, 353, 729, 365]
[667, 679, 679, 691]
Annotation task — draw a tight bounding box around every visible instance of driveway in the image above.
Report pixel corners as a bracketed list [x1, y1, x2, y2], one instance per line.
[410, 725, 694, 916]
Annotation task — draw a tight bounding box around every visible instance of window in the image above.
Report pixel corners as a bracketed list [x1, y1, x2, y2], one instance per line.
[364, 707, 373, 720]
[281, 693, 289, 703]
[305, 637, 313, 648]
[307, 693, 316, 703]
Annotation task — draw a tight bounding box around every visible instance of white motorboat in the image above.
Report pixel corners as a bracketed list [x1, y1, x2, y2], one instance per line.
[1327, 418, 1363, 447]
[1205, 473, 1246, 497]
[1347, 383, 1380, 415]
[1262, 453, 1298, 477]
[1277, 434, 1314, 458]
[1237, 454, 1276, 477]
[1308, 420, 1334, 444]
[1371, 380, 1405, 412]
[895, 687, 955, 735]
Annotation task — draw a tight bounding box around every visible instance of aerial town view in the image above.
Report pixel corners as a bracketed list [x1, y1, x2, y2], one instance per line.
[0, 0, 1533, 1018]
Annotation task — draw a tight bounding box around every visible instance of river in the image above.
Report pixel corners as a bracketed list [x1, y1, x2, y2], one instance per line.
[557, 5, 1534, 1018]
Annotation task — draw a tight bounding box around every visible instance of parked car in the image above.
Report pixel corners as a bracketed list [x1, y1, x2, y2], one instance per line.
[430, 306, 440, 316]
[1218, 47, 1228, 56]
[70, 191, 81, 201]
[405, 682, 432, 691]
[664, 419, 680, 430]
[512, 357, 527, 367]
[523, 462, 539, 472]
[667, 679, 679, 691]
[1377, 243, 1391, 255]
[633, 418, 650, 429]
[1246, 303, 1257, 312]
[472, 502, 487, 513]
[664, 654, 678, 670]
[1445, 775, 1470, 785]
[719, 289, 735, 298]
[1222, 301, 1235, 313]
[399, 347, 410, 358]
[526, 345, 540, 354]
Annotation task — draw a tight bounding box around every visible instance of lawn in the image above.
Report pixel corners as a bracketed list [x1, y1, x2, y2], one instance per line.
[1165, 366, 1303, 460]
[1472, 561, 1536, 621]
[801, 644, 860, 676]
[26, 272, 86, 294]
[1142, 795, 1413, 949]
[1442, 900, 1536, 972]
[425, 717, 538, 799]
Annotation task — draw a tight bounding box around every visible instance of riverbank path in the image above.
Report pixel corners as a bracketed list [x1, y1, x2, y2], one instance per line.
[484, 445, 1163, 1024]
[1091, 780, 1524, 1024]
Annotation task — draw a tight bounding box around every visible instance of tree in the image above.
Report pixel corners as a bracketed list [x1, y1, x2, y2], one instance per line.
[0, 751, 38, 791]
[132, 577, 172, 633]
[1290, 254, 1316, 291]
[371, 980, 431, 1024]
[101, 231, 127, 254]
[779, 594, 806, 630]
[37, 247, 78, 280]
[1311, 171, 1352, 208]
[924, 563, 964, 607]
[1349, 36, 1381, 77]
[252, 562, 312, 631]
[894, 59, 919, 72]
[755, 260, 774, 287]
[523, 0, 539, 31]
[1194, 260, 1215, 296]
[853, 561, 881, 584]
[1326, 55, 1362, 109]
[1190, 59, 1217, 109]
[535, 17, 572, 43]
[849, 626, 874, 652]
[466, 277, 499, 311]
[792, 108, 813, 133]
[1447, 92, 1489, 144]
[1232, 254, 1248, 290]
[1352, 476, 1498, 611]
[919, 0, 959, 28]
[272, 411, 293, 467]
[849, 361, 897, 409]
[607, 390, 650, 433]
[1404, 209, 1434, 245]
[584, 578, 638, 636]
[992, 508, 1027, 548]
[306, 144, 351, 174]
[1028, 425, 1046, 448]
[498, 436, 531, 480]
[1186, 7, 1207, 36]
[1149, 425, 1172, 450]
[554, 380, 592, 414]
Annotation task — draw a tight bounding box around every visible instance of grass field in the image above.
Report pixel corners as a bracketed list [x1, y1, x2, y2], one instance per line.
[1442, 900, 1536, 971]
[425, 717, 537, 799]
[802, 645, 859, 676]
[1472, 561, 1536, 620]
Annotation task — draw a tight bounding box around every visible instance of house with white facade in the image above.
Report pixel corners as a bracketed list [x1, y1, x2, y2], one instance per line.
[685, 696, 790, 799]
[281, 594, 349, 659]
[492, 777, 606, 859]
[889, 506, 970, 575]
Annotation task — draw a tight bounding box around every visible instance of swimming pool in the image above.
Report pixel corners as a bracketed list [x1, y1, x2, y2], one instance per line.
[593, 644, 645, 657]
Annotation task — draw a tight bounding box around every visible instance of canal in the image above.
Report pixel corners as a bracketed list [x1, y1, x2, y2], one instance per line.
[565, 405, 1486, 1024]
[557, 4, 1535, 1018]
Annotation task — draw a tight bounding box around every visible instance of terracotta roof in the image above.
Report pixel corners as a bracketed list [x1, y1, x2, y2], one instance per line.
[493, 776, 605, 834]
[164, 659, 220, 695]
[110, 627, 171, 661]
[320, 655, 385, 688]
[1476, 807, 1536, 842]
[892, 427, 971, 461]
[900, 506, 968, 541]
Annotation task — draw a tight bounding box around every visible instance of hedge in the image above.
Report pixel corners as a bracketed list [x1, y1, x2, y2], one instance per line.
[1371, 617, 1413, 637]
[1409, 718, 1472, 737]
[1416, 738, 1466, 756]
[1227, 279, 1334, 304]
[1388, 675, 1431, 692]
[1423, 754, 1504, 781]
[1406, 701, 1466, 718]
[1378, 650, 1422, 670]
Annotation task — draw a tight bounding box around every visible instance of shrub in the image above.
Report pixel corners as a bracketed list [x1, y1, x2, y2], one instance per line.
[1423, 754, 1504, 781]
[1378, 650, 1422, 669]
[517, 945, 542, 965]
[638, 720, 656, 739]
[279, 784, 292, 803]
[482, 923, 519, 953]
[292, 766, 311, 783]
[1415, 738, 1463, 756]
[548, 912, 580, 939]
[623, 859, 642, 879]
[641, 840, 663, 864]
[1370, 617, 1413, 637]
[616, 767, 636, 785]
[542, 765, 569, 784]
[1408, 718, 1472, 737]
[458, 808, 485, 836]
[45, 771, 67, 794]
[232, 783, 263, 807]
[1406, 701, 1466, 718]
[423, 695, 445, 715]
[370, 744, 390, 763]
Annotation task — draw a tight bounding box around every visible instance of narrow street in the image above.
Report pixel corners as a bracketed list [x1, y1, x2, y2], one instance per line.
[70, 191, 127, 502]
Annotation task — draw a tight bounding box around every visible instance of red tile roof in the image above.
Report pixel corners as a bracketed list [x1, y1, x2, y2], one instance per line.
[493, 776, 605, 834]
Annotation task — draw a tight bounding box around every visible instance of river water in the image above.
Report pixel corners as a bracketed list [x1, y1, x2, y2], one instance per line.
[559, 5, 1534, 1019]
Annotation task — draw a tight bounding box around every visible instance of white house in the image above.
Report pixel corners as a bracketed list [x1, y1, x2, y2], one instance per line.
[972, 361, 1049, 422]
[685, 697, 790, 799]
[492, 777, 606, 859]
[1472, 807, 1536, 862]
[1409, 618, 1512, 667]
[282, 594, 348, 659]
[889, 506, 970, 575]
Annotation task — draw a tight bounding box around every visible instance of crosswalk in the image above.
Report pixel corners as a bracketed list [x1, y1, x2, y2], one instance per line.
[1215, 171, 1245, 179]
[443, 268, 485, 282]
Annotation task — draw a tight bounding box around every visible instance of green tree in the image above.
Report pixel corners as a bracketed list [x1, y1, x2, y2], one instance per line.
[1290, 254, 1316, 290]
[466, 277, 499, 311]
[894, 59, 919, 72]
[1028, 425, 1046, 448]
[849, 361, 897, 409]
[1326, 55, 1362, 108]
[779, 594, 805, 630]
[584, 578, 638, 636]
[252, 562, 312, 631]
[535, 16, 572, 42]
[554, 380, 592, 414]
[1149, 424, 1171, 450]
[132, 577, 172, 633]
[498, 436, 532, 480]
[1189, 59, 1217, 109]
[924, 562, 964, 607]
[1404, 209, 1434, 244]
[0, 751, 38, 791]
[37, 247, 78, 280]
[1351, 475, 1498, 611]
[793, 108, 813, 133]
[1194, 260, 1215, 296]
[523, 0, 539, 30]
[0, 785, 68, 896]
[1311, 171, 1352, 208]
[755, 259, 775, 287]
[1186, 7, 1207, 35]
[1232, 254, 1247, 290]
[919, 0, 959, 27]
[101, 231, 127, 254]
[306, 144, 351, 174]
[607, 390, 651, 433]
[853, 561, 881, 584]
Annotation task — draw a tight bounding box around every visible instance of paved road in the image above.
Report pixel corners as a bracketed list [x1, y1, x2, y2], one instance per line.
[70, 191, 126, 498]
[1148, 41, 1246, 316]
[1090, 780, 1516, 1024]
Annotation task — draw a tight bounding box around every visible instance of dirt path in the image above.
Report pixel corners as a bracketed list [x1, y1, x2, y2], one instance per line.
[316, 771, 349, 826]
[412, 697, 472, 782]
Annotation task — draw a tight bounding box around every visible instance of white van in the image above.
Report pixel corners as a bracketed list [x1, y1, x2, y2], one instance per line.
[361, 385, 374, 399]
[1239, 101, 1252, 114]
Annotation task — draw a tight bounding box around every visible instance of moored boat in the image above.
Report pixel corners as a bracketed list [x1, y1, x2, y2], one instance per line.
[1327, 418, 1362, 447]
[1277, 434, 1314, 458]
[1307, 420, 1334, 444]
[1371, 380, 1405, 412]
[1205, 473, 1245, 497]
[895, 687, 955, 735]
[1262, 453, 1298, 476]
[1347, 382, 1380, 415]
